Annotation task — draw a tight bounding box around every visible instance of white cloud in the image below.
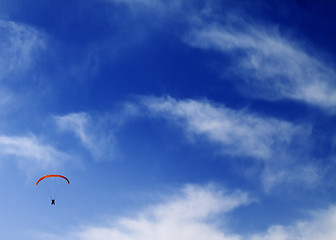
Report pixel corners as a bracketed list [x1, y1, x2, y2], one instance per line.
[0, 20, 45, 116]
[185, 23, 336, 112]
[54, 112, 118, 161]
[137, 96, 316, 191]
[0, 89, 13, 108]
[105, 0, 211, 30]
[261, 164, 319, 192]
[35, 183, 336, 240]
[0, 19, 45, 81]
[101, 0, 336, 113]
[108, 0, 185, 15]
[140, 96, 307, 161]
[0, 134, 68, 172]
[37, 184, 249, 240]
[250, 206, 336, 240]
[111, 0, 162, 8]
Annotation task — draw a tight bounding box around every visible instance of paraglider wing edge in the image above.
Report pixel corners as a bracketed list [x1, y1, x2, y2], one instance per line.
[36, 175, 70, 185]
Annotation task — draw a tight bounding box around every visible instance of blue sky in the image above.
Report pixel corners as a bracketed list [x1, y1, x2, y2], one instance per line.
[0, 0, 336, 239]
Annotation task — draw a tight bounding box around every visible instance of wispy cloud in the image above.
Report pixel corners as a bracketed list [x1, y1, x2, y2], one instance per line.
[111, 0, 163, 8]
[261, 164, 319, 192]
[250, 206, 336, 240]
[37, 184, 249, 240]
[0, 89, 13, 108]
[140, 96, 308, 161]
[0, 134, 68, 173]
[54, 112, 118, 161]
[105, 0, 212, 31]
[0, 19, 45, 81]
[108, 0, 187, 16]
[104, 0, 336, 112]
[0, 19, 46, 119]
[137, 96, 316, 191]
[185, 23, 336, 112]
[36, 183, 336, 240]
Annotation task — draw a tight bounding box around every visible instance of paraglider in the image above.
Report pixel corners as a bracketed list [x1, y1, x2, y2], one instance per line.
[36, 175, 70, 205]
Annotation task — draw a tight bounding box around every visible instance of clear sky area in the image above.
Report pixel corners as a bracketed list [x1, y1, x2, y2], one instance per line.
[0, 0, 336, 239]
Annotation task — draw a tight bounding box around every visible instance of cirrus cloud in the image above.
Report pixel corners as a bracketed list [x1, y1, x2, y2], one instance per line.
[54, 112, 119, 161]
[0, 134, 69, 173]
[136, 96, 317, 191]
[0, 19, 45, 81]
[35, 183, 336, 240]
[36, 184, 249, 240]
[185, 23, 336, 112]
[139, 96, 309, 161]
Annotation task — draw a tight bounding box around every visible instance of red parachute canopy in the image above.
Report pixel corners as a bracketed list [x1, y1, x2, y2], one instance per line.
[36, 175, 70, 185]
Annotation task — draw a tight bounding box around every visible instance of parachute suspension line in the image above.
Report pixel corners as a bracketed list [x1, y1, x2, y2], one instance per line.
[36, 175, 70, 203]
[51, 178, 64, 200]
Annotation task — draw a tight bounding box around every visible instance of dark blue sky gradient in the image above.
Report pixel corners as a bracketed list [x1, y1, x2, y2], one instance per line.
[0, 1, 335, 239]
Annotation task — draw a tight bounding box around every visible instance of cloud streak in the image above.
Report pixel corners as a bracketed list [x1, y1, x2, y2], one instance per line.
[250, 206, 336, 240]
[36, 183, 336, 240]
[0, 134, 68, 173]
[103, 0, 336, 112]
[37, 184, 249, 240]
[140, 96, 307, 161]
[54, 112, 118, 161]
[137, 96, 317, 191]
[0, 19, 45, 81]
[185, 22, 336, 112]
